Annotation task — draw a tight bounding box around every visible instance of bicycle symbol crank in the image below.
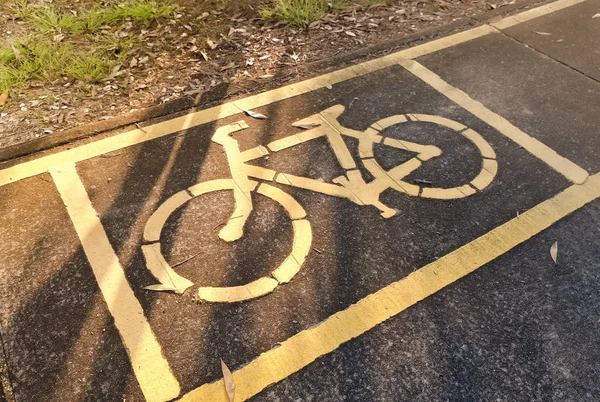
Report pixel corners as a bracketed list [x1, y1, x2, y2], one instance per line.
[142, 104, 498, 302]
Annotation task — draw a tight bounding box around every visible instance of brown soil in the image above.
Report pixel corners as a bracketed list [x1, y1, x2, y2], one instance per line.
[0, 0, 513, 149]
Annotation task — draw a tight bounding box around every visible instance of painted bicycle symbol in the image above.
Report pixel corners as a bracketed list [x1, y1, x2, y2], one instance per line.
[142, 105, 498, 302]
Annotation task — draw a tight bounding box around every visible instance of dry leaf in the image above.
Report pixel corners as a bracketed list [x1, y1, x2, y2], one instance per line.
[207, 38, 218, 50]
[345, 31, 357, 37]
[244, 110, 267, 119]
[143, 284, 178, 292]
[592, 13, 600, 18]
[533, 31, 552, 36]
[220, 62, 236, 71]
[221, 359, 235, 402]
[326, 84, 333, 90]
[104, 64, 122, 80]
[550, 241, 558, 264]
[0, 90, 8, 106]
[292, 122, 321, 129]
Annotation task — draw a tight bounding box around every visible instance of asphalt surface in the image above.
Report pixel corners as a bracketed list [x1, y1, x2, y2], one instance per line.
[1, 1, 599, 401]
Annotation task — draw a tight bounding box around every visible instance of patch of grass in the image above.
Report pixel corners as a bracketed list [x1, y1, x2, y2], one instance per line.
[0, 0, 170, 93]
[28, 7, 82, 33]
[0, 40, 118, 91]
[64, 56, 114, 82]
[14, 0, 174, 34]
[260, 0, 382, 26]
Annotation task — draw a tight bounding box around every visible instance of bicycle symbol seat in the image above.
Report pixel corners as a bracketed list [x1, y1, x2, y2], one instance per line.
[141, 104, 498, 302]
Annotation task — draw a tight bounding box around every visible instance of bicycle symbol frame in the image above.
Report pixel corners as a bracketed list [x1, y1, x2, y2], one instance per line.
[141, 104, 498, 302]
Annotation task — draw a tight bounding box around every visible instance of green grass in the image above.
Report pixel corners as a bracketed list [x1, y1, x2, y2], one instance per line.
[0, 0, 172, 93]
[0, 40, 117, 92]
[13, 0, 174, 34]
[260, 0, 383, 26]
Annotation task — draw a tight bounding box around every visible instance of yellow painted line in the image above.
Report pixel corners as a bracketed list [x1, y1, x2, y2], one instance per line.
[50, 162, 180, 402]
[490, 0, 587, 30]
[0, 25, 496, 188]
[399, 60, 589, 185]
[0, 0, 587, 189]
[180, 172, 600, 402]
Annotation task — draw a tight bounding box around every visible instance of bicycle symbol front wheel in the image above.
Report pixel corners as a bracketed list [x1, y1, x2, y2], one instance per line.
[362, 113, 497, 199]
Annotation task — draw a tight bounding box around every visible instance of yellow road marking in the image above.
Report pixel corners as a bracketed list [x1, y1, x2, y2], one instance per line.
[0, 26, 496, 188]
[490, 0, 587, 30]
[399, 59, 589, 185]
[180, 172, 600, 402]
[49, 162, 180, 402]
[0, 0, 585, 188]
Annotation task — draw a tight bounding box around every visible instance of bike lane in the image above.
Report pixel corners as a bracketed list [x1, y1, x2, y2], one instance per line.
[1, 1, 599, 401]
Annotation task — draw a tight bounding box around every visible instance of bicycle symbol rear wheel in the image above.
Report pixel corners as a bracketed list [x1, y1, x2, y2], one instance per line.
[142, 179, 312, 303]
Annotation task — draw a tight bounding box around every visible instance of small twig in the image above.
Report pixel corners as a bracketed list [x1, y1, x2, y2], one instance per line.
[414, 179, 433, 187]
[136, 123, 147, 133]
[99, 152, 123, 158]
[312, 247, 323, 254]
[172, 250, 203, 268]
[348, 97, 358, 109]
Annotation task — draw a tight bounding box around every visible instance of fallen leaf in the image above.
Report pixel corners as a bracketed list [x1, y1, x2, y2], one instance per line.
[221, 359, 235, 402]
[550, 241, 558, 264]
[258, 74, 274, 79]
[292, 122, 321, 129]
[53, 33, 65, 42]
[533, 31, 552, 36]
[326, 84, 333, 90]
[207, 38, 218, 50]
[129, 57, 138, 68]
[0, 90, 8, 106]
[220, 62, 236, 71]
[244, 109, 267, 119]
[104, 64, 122, 80]
[593, 13, 600, 18]
[345, 31, 357, 37]
[143, 284, 178, 292]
